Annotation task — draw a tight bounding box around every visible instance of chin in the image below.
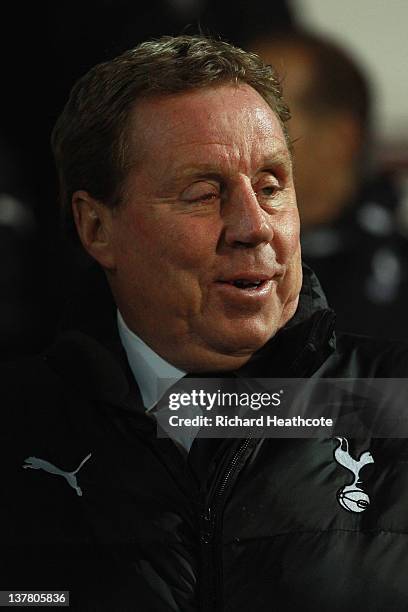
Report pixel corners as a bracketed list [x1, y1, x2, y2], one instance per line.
[208, 318, 279, 357]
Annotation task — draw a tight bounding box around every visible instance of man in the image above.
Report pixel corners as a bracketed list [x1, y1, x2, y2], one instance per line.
[249, 29, 408, 339]
[1, 35, 408, 611]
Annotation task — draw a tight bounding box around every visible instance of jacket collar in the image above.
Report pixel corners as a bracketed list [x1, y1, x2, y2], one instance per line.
[238, 263, 336, 377]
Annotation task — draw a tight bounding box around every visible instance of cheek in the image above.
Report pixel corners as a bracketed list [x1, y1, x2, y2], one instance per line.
[274, 209, 300, 263]
[274, 210, 302, 302]
[167, 223, 215, 266]
[112, 210, 151, 259]
[115, 210, 219, 277]
[154, 214, 222, 272]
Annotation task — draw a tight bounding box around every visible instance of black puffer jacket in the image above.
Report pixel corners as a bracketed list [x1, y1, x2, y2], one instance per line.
[1, 265, 408, 611]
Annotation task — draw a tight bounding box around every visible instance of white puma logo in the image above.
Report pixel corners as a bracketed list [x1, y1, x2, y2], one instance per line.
[22, 453, 92, 497]
[334, 437, 374, 513]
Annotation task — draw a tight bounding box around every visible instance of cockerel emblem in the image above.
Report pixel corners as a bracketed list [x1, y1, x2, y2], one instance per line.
[334, 437, 374, 513]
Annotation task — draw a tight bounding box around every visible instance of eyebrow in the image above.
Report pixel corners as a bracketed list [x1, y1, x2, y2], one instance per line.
[156, 170, 223, 194]
[154, 147, 292, 194]
[171, 151, 292, 178]
[171, 164, 225, 179]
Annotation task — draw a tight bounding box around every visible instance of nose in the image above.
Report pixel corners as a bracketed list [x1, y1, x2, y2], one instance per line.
[222, 182, 274, 248]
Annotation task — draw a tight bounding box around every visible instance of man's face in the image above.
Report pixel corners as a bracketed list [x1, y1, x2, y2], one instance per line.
[107, 83, 302, 371]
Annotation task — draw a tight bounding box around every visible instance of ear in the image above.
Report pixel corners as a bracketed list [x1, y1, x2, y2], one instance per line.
[72, 191, 116, 270]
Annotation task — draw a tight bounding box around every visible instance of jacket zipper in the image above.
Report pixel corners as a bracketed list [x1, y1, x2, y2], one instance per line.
[200, 437, 253, 612]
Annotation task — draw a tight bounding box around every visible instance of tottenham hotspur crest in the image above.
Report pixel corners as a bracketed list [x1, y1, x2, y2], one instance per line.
[334, 437, 374, 513]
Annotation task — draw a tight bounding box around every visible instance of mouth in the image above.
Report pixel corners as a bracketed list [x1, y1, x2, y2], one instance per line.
[217, 279, 268, 290]
[214, 274, 278, 302]
[216, 273, 275, 290]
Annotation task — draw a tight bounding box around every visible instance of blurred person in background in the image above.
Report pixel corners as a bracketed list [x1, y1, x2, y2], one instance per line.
[249, 29, 408, 339]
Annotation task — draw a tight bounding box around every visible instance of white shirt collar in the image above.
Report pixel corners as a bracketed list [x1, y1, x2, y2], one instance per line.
[117, 309, 186, 410]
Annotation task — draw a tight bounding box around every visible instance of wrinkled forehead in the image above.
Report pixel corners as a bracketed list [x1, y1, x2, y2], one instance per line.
[128, 83, 289, 164]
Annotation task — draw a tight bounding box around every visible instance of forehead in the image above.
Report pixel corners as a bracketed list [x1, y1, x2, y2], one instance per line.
[129, 84, 290, 171]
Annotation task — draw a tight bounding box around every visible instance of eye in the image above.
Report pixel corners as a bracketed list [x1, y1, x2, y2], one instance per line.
[188, 192, 219, 204]
[259, 185, 280, 197]
[253, 174, 282, 203]
[181, 181, 220, 204]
